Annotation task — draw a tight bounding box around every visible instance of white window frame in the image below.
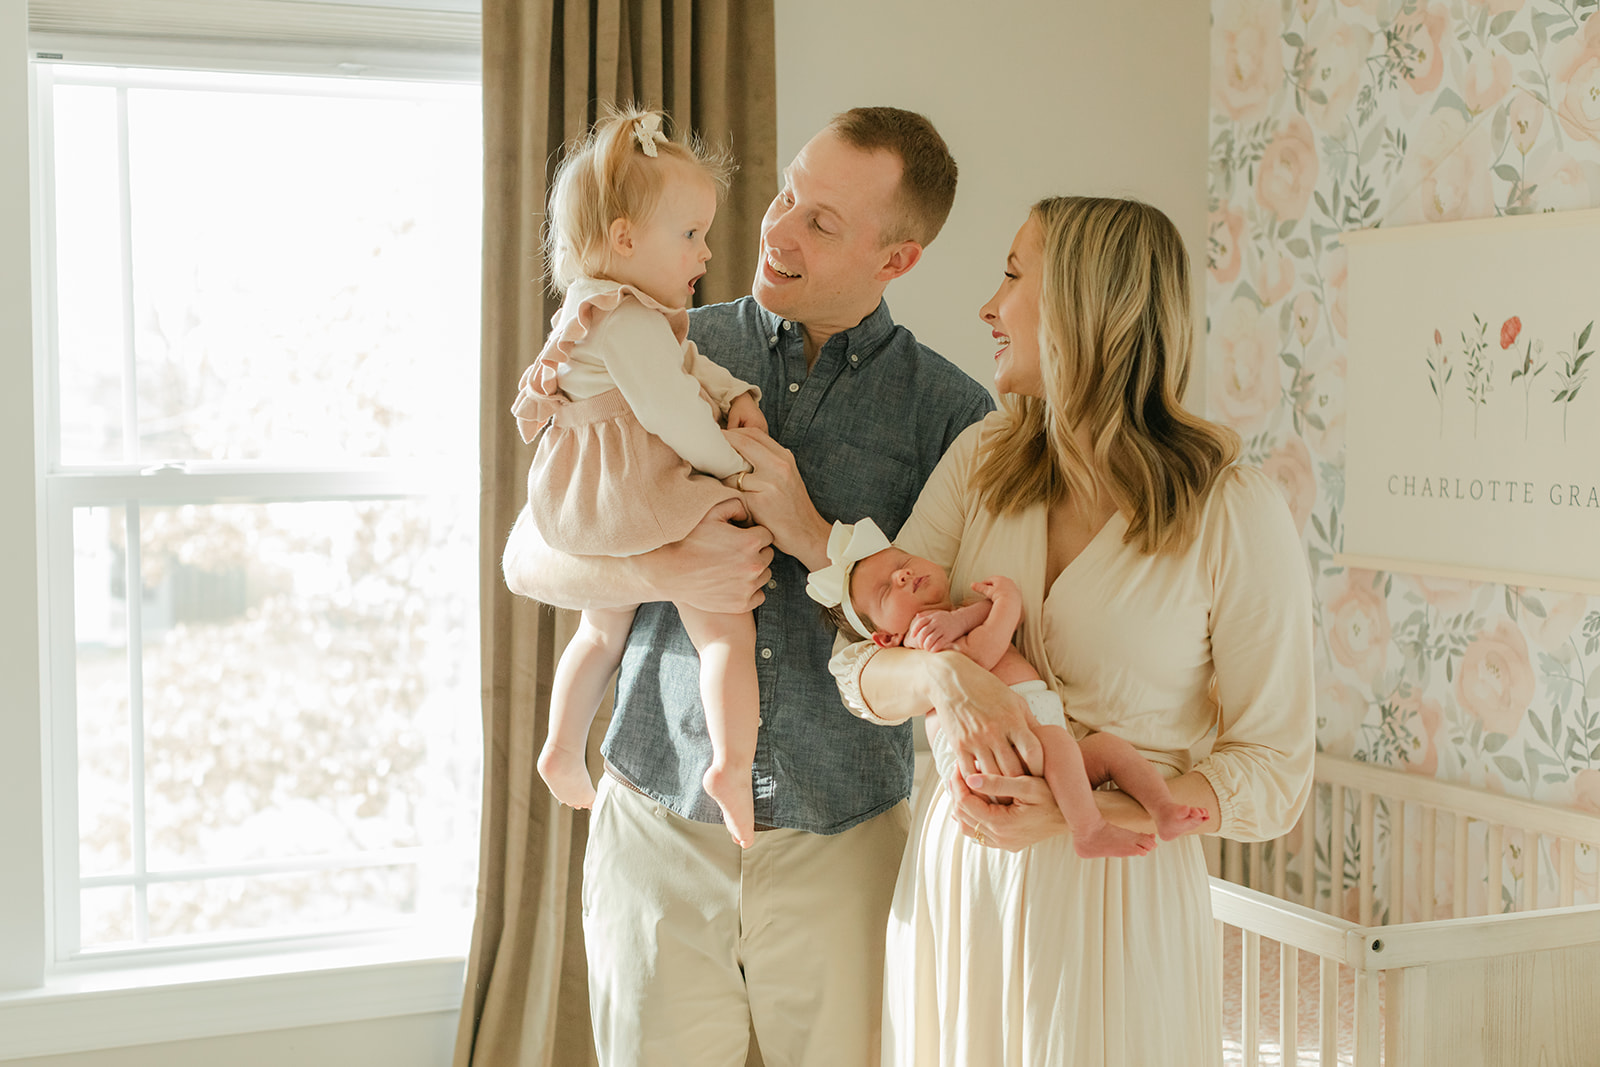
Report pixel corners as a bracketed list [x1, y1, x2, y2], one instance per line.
[0, 25, 483, 1059]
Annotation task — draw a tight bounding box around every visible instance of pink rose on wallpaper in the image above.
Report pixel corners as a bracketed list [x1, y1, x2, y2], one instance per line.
[1397, 3, 1450, 96]
[1398, 693, 1445, 777]
[1416, 111, 1496, 222]
[1257, 249, 1295, 306]
[1292, 291, 1320, 347]
[1212, 0, 1283, 123]
[1554, 14, 1600, 143]
[1326, 572, 1391, 682]
[1256, 115, 1318, 221]
[1302, 345, 1346, 458]
[1526, 148, 1600, 211]
[1207, 205, 1245, 284]
[1525, 591, 1587, 651]
[1574, 769, 1600, 814]
[1509, 91, 1545, 154]
[1454, 620, 1535, 736]
[1210, 298, 1283, 429]
[1462, 51, 1513, 114]
[1305, 20, 1375, 133]
[1326, 247, 1348, 339]
[1500, 316, 1522, 348]
[1263, 434, 1315, 534]
[1318, 678, 1368, 757]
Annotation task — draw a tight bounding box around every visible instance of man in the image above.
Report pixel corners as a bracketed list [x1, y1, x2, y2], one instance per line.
[504, 107, 993, 1066]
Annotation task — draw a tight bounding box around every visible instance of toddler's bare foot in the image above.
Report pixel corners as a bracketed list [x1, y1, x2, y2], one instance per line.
[703, 763, 755, 848]
[537, 742, 597, 809]
[1073, 820, 1157, 859]
[1154, 803, 1210, 840]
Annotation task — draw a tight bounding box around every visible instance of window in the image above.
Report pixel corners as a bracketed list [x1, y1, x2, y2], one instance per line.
[34, 60, 483, 963]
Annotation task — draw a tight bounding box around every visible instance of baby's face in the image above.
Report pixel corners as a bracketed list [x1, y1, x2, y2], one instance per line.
[848, 548, 952, 644]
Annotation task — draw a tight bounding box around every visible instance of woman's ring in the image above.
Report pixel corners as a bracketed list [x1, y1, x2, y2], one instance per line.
[975, 830, 986, 847]
[735, 471, 747, 492]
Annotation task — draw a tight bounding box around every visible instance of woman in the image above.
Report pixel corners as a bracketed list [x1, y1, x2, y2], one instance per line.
[828, 197, 1315, 1065]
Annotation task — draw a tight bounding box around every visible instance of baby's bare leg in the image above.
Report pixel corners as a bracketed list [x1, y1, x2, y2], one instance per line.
[1035, 724, 1156, 858]
[676, 605, 759, 848]
[539, 607, 636, 808]
[1077, 732, 1209, 840]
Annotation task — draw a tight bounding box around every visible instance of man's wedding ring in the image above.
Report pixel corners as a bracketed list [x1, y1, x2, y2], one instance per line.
[735, 471, 747, 492]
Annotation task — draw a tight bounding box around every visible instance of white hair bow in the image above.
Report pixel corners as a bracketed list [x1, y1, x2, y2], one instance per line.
[805, 518, 891, 638]
[633, 113, 669, 158]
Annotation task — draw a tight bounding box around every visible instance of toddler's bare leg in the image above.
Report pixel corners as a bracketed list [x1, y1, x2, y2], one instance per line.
[677, 605, 759, 848]
[1035, 724, 1156, 858]
[539, 607, 636, 808]
[1078, 732, 1210, 840]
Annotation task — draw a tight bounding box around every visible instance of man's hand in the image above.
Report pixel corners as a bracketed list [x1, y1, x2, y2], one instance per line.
[723, 427, 832, 570]
[725, 392, 767, 433]
[927, 651, 1044, 781]
[649, 498, 774, 613]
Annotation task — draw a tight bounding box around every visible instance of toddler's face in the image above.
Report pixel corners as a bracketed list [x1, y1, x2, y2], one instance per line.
[611, 160, 717, 308]
[848, 548, 951, 645]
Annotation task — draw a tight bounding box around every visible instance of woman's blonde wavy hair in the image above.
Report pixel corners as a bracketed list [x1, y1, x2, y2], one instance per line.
[973, 196, 1239, 554]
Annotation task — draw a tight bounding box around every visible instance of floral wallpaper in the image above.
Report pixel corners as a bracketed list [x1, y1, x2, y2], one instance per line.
[1207, 0, 1600, 912]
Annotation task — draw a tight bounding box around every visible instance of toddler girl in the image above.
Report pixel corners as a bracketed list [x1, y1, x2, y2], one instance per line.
[808, 519, 1209, 857]
[516, 107, 763, 846]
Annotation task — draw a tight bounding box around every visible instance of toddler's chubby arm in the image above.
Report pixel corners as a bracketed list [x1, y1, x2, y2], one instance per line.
[905, 576, 1023, 673]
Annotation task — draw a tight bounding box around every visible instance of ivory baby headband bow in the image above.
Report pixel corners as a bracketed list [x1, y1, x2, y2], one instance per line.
[806, 518, 891, 638]
[633, 113, 669, 158]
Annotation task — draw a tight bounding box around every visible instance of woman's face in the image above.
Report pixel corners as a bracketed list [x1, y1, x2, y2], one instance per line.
[979, 214, 1045, 398]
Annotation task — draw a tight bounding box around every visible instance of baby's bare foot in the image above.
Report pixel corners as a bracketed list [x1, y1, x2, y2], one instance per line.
[537, 743, 597, 809]
[703, 764, 755, 848]
[1073, 821, 1157, 859]
[1154, 804, 1210, 841]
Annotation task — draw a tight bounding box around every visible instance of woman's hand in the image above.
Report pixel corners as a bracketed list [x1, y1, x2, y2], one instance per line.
[928, 651, 1045, 781]
[725, 391, 767, 433]
[723, 426, 832, 569]
[955, 774, 1159, 850]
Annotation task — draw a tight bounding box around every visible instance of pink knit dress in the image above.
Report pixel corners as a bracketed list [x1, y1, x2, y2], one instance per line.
[513, 279, 754, 558]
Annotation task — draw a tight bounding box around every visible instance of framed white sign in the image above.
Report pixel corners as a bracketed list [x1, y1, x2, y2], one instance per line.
[1340, 208, 1600, 594]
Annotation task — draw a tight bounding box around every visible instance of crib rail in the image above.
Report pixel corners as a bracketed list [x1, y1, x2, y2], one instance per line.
[1213, 754, 1600, 1066]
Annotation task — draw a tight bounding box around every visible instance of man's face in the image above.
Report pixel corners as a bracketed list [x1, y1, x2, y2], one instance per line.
[751, 130, 907, 336]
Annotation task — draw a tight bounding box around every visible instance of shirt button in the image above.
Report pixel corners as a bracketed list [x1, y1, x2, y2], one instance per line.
[766, 579, 778, 590]
[757, 716, 764, 727]
[760, 647, 774, 660]
[788, 382, 800, 393]
[849, 353, 859, 365]
[768, 334, 778, 346]
[780, 320, 790, 330]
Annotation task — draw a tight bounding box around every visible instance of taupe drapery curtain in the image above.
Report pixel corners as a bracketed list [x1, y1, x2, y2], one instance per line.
[456, 4, 776, 1065]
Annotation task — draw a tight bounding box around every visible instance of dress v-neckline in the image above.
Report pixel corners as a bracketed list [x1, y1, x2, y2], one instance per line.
[1044, 509, 1124, 602]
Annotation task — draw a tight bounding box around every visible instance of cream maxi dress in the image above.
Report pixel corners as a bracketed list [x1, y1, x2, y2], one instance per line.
[832, 414, 1316, 1067]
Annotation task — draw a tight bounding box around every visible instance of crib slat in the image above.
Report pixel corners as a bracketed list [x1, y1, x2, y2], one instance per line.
[1216, 918, 1225, 1035]
[1281, 941, 1298, 1067]
[1243, 929, 1259, 1067]
[1353, 965, 1380, 1067]
[1359, 790, 1375, 925]
[1560, 837, 1576, 907]
[1454, 815, 1470, 917]
[1331, 786, 1347, 918]
[1389, 799, 1406, 925]
[1301, 790, 1317, 909]
[1486, 821, 1505, 914]
[1226, 839, 1244, 885]
[1319, 957, 1338, 1062]
[1420, 807, 1436, 921]
[1274, 834, 1288, 899]
[1524, 830, 1540, 912]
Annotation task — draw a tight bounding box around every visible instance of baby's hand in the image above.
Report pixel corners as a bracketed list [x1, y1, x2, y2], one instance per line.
[726, 392, 767, 433]
[906, 609, 964, 653]
[971, 576, 1020, 605]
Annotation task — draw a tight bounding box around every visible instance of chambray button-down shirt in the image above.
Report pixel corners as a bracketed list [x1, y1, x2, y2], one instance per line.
[604, 296, 994, 833]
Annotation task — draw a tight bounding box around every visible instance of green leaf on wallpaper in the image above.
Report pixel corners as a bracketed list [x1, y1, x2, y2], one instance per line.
[1521, 594, 1548, 619]
[1494, 164, 1522, 183]
[1531, 711, 1551, 745]
[1278, 218, 1296, 240]
[1308, 89, 1328, 106]
[1492, 106, 1509, 150]
[1494, 755, 1525, 782]
[1283, 351, 1302, 370]
[1490, 9, 1517, 35]
[1285, 31, 1305, 48]
[1591, 743, 1600, 761]
[1501, 31, 1532, 55]
[1432, 88, 1473, 121]
[1505, 587, 1518, 619]
[1552, 26, 1579, 44]
[1484, 732, 1510, 753]
[1587, 668, 1600, 699]
[1286, 238, 1311, 258]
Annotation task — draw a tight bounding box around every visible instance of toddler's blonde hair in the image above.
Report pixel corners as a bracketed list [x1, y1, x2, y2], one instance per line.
[545, 104, 735, 292]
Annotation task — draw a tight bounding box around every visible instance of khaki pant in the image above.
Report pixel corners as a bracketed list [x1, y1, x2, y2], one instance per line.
[582, 773, 910, 1067]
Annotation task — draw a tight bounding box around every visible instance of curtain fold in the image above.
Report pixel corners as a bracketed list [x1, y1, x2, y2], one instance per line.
[458, 3, 776, 1064]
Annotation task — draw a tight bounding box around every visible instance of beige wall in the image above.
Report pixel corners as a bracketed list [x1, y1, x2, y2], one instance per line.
[774, 0, 1211, 402]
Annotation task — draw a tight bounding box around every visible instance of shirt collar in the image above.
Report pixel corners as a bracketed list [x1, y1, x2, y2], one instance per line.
[758, 298, 897, 368]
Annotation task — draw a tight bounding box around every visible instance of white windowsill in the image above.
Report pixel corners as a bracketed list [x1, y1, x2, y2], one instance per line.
[0, 931, 467, 1061]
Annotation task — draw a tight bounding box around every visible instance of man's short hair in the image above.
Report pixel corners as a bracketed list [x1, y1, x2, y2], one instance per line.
[826, 107, 957, 248]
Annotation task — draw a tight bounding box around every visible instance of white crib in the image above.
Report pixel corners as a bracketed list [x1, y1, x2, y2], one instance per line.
[1211, 754, 1600, 1066]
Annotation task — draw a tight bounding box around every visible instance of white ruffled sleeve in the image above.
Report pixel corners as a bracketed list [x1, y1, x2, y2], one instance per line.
[1190, 466, 1317, 842]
